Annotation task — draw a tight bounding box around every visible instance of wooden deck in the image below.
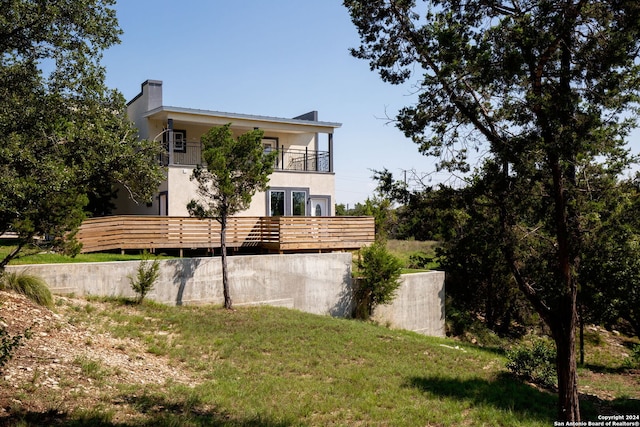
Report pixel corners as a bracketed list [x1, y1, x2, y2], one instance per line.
[76, 215, 375, 254]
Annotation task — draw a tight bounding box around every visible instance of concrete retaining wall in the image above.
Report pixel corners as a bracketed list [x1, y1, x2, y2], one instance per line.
[372, 271, 446, 337]
[6, 254, 445, 337]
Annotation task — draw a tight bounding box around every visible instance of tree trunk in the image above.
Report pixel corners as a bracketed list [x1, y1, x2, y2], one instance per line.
[549, 155, 581, 422]
[551, 300, 580, 422]
[220, 215, 232, 310]
[0, 243, 24, 271]
[579, 303, 585, 366]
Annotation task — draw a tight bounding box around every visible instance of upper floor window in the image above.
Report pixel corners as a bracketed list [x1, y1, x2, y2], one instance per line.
[163, 129, 187, 153]
[263, 138, 278, 154]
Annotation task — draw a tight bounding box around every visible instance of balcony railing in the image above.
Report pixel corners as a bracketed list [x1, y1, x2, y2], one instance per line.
[160, 144, 331, 173]
[275, 148, 330, 172]
[76, 215, 374, 254]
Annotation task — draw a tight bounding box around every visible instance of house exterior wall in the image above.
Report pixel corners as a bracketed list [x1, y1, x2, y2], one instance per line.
[256, 170, 336, 216]
[164, 167, 335, 217]
[117, 80, 339, 218]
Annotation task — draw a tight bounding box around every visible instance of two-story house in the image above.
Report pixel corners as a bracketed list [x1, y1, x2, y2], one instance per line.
[115, 80, 341, 218]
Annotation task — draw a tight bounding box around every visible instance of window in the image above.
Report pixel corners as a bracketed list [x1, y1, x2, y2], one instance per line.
[267, 188, 310, 216]
[269, 190, 285, 216]
[163, 129, 187, 153]
[292, 191, 306, 216]
[263, 138, 279, 167]
[263, 138, 277, 153]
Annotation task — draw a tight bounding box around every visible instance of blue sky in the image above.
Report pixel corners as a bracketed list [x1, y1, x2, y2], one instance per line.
[102, 1, 640, 206]
[101, 1, 450, 207]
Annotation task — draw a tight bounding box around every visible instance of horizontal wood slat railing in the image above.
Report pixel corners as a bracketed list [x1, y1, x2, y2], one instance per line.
[76, 216, 375, 254]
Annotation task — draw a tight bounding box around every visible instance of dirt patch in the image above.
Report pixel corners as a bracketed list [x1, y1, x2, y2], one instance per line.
[0, 291, 197, 420]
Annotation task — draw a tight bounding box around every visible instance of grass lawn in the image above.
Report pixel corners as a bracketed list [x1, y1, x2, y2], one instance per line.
[0, 239, 172, 265]
[3, 296, 638, 426]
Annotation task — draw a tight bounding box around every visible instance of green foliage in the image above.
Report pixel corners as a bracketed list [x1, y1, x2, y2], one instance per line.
[0, 0, 165, 269]
[129, 253, 160, 304]
[623, 344, 640, 369]
[188, 124, 277, 309]
[354, 241, 403, 319]
[406, 251, 434, 270]
[580, 176, 640, 337]
[188, 124, 278, 220]
[335, 203, 348, 216]
[0, 272, 53, 308]
[506, 338, 557, 389]
[345, 0, 640, 418]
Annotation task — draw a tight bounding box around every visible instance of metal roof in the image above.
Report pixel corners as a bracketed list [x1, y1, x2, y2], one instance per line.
[143, 106, 342, 130]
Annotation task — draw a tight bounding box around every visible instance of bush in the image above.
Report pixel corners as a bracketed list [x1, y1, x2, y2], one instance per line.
[0, 272, 53, 307]
[354, 242, 403, 320]
[506, 337, 557, 389]
[129, 252, 160, 304]
[407, 252, 434, 270]
[623, 344, 640, 369]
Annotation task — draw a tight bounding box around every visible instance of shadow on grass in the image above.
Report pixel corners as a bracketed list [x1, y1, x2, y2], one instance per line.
[406, 372, 558, 422]
[608, 397, 640, 414]
[581, 362, 631, 374]
[1, 394, 293, 427]
[581, 393, 640, 417]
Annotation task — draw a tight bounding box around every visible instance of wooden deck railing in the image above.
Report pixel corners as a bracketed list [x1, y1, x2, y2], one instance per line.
[76, 215, 375, 254]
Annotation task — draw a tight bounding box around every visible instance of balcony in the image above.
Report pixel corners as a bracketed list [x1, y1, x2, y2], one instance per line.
[160, 143, 332, 173]
[275, 148, 330, 172]
[76, 215, 374, 254]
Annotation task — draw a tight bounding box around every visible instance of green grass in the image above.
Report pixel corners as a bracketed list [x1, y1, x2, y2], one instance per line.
[0, 239, 173, 265]
[72, 355, 109, 382]
[0, 272, 53, 307]
[7, 299, 633, 426]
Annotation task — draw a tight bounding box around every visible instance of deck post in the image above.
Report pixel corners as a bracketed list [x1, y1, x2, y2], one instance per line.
[328, 133, 334, 172]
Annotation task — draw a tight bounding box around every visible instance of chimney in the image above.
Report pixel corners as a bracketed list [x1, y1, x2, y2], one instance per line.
[143, 80, 163, 110]
[128, 79, 163, 110]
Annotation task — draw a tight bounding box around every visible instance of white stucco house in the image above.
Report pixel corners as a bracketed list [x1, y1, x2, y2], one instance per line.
[115, 80, 341, 218]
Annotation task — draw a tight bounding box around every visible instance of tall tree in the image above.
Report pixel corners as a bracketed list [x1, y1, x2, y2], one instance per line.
[188, 124, 277, 309]
[0, 0, 164, 268]
[581, 175, 640, 337]
[344, 0, 640, 421]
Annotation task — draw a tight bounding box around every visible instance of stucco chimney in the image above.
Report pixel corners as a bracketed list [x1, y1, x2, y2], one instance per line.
[143, 79, 163, 110]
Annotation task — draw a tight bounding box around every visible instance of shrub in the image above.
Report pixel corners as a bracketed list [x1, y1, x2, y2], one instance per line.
[129, 252, 160, 304]
[0, 272, 53, 307]
[623, 344, 640, 369]
[506, 337, 557, 389]
[407, 251, 434, 270]
[354, 242, 403, 320]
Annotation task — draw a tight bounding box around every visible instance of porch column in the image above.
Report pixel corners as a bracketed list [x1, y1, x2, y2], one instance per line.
[168, 118, 174, 165]
[328, 133, 334, 173]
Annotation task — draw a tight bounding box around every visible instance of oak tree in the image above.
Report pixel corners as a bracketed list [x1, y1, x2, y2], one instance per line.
[0, 0, 164, 268]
